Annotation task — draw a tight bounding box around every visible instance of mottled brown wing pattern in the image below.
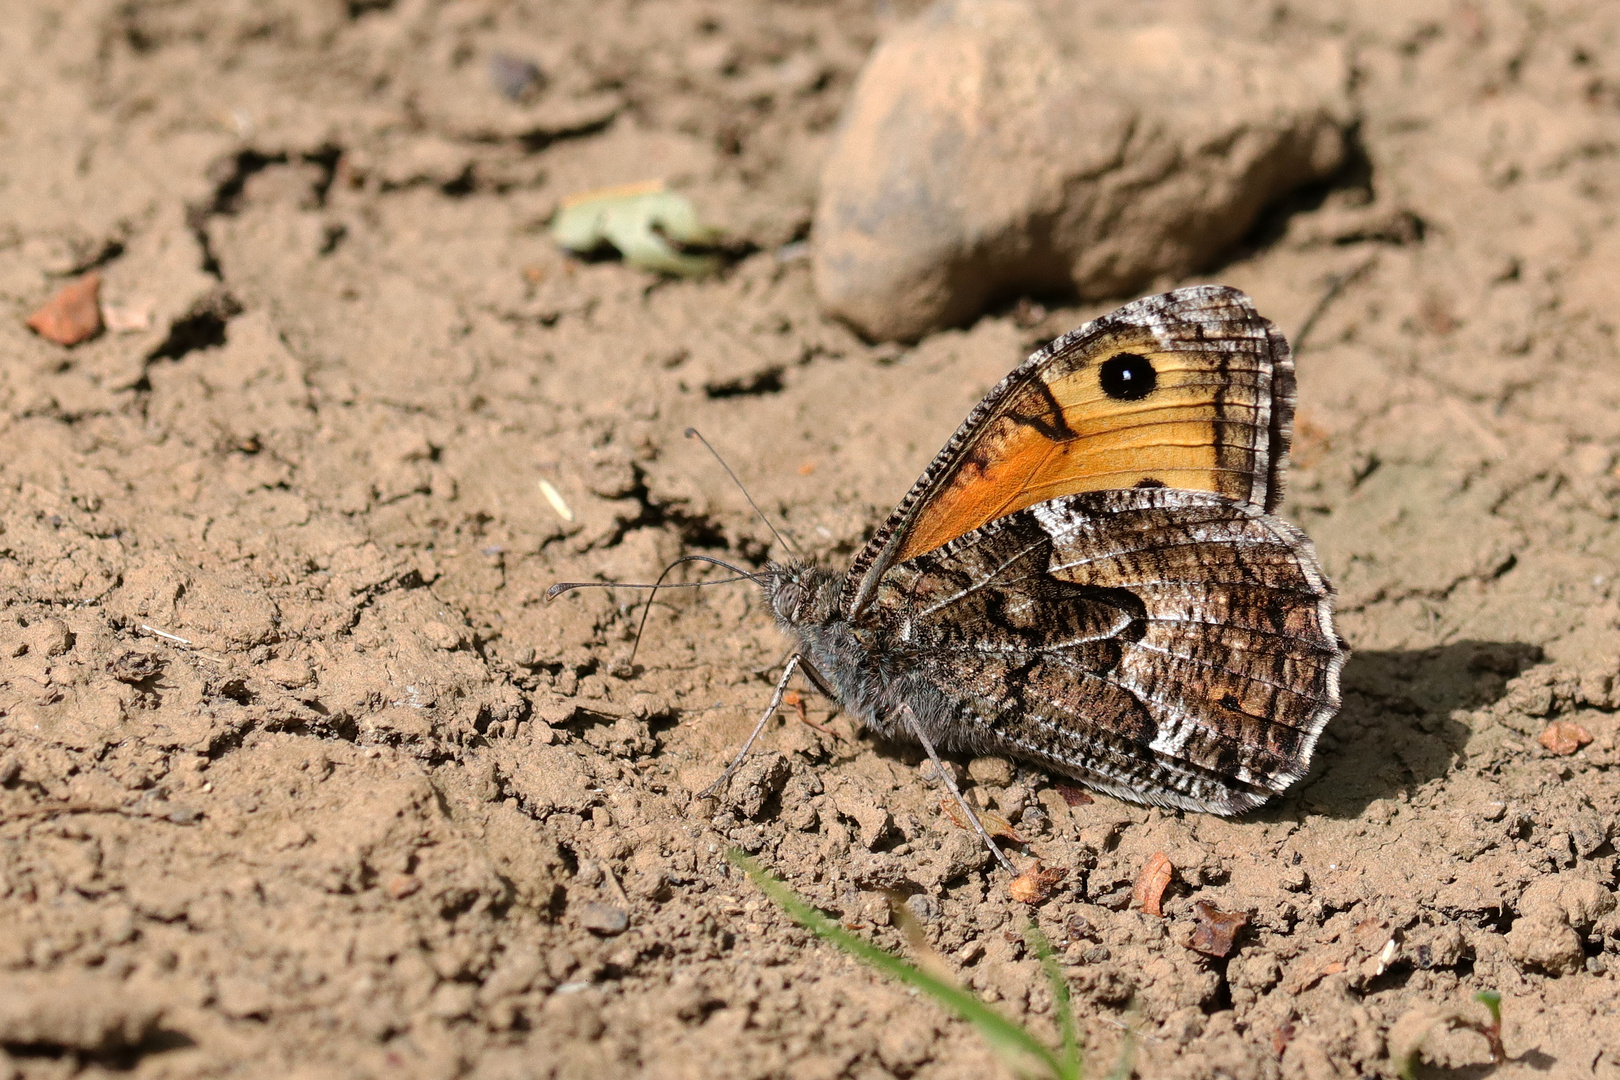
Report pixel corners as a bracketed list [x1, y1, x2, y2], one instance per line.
[842, 286, 1295, 616]
[861, 488, 1343, 812]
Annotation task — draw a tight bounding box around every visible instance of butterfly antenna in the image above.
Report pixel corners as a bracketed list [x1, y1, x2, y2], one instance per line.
[546, 554, 764, 670]
[685, 427, 804, 559]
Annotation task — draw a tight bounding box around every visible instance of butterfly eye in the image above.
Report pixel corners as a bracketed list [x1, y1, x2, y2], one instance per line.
[1099, 353, 1157, 400]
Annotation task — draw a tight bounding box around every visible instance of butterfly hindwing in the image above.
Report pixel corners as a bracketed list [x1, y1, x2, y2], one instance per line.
[862, 488, 1342, 813]
[843, 286, 1295, 615]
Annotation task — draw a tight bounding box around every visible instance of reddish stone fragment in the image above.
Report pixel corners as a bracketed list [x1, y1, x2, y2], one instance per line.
[1288, 955, 1349, 993]
[385, 873, 421, 899]
[1538, 720, 1592, 756]
[1188, 900, 1249, 957]
[1054, 785, 1093, 807]
[26, 272, 103, 346]
[1132, 851, 1174, 917]
[1009, 860, 1065, 905]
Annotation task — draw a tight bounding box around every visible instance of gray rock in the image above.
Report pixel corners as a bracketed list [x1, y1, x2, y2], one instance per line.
[577, 902, 630, 936]
[489, 54, 544, 103]
[904, 893, 941, 922]
[813, 0, 1351, 341]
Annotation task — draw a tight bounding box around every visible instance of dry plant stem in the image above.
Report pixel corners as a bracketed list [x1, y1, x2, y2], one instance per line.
[699, 654, 802, 799]
[898, 701, 1017, 876]
[1292, 256, 1377, 356]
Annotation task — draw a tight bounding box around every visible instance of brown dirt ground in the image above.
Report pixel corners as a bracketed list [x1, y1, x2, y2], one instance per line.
[2, 1, 1619, 1078]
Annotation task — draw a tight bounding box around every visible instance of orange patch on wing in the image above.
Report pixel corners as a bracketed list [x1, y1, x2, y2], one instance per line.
[896, 349, 1261, 561]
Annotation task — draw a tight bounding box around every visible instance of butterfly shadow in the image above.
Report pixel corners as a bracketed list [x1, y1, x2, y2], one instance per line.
[1285, 639, 1545, 820]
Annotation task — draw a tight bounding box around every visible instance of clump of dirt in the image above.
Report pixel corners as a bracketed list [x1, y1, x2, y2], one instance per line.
[1, 2, 1617, 1079]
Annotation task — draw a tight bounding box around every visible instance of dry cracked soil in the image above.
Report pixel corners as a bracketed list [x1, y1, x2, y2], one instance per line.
[1, 1, 1619, 1079]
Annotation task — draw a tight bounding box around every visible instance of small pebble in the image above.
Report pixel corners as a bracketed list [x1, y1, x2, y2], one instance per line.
[489, 53, 544, 101]
[904, 894, 939, 921]
[1009, 861, 1065, 905]
[421, 620, 464, 650]
[386, 874, 421, 899]
[26, 272, 103, 346]
[1538, 720, 1592, 756]
[109, 651, 164, 683]
[1093, 886, 1133, 911]
[812, 8, 1349, 340]
[1279, 866, 1310, 892]
[578, 902, 629, 936]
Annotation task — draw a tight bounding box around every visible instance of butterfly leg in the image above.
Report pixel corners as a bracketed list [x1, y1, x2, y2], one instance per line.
[796, 655, 839, 701]
[894, 701, 1016, 877]
[699, 654, 802, 800]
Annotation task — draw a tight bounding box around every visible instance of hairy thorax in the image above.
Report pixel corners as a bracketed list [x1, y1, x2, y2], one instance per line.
[764, 562, 884, 724]
[762, 560, 958, 749]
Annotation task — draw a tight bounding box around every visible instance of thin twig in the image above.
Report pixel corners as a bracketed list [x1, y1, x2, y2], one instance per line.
[1293, 257, 1377, 357]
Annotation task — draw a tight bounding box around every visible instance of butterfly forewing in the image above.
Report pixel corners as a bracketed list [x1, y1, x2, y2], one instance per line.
[862, 488, 1342, 813]
[842, 286, 1295, 616]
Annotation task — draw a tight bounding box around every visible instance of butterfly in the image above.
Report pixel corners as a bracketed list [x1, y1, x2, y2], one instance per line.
[554, 285, 1346, 853]
[750, 285, 1344, 820]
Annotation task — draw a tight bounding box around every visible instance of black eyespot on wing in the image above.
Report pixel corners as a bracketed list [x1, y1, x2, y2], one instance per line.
[1133, 478, 1166, 489]
[1220, 692, 1243, 711]
[1099, 353, 1157, 401]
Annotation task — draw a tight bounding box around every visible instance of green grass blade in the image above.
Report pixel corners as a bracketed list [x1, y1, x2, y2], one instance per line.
[729, 850, 1065, 1079]
[1026, 923, 1082, 1080]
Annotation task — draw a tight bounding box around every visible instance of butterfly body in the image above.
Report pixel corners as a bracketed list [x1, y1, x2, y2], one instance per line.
[763, 286, 1346, 814]
[766, 559, 966, 757]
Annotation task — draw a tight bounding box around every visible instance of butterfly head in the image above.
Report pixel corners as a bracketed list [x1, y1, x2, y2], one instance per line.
[763, 560, 840, 629]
